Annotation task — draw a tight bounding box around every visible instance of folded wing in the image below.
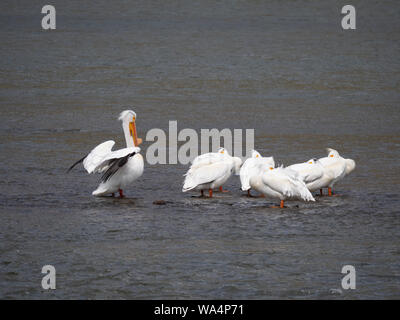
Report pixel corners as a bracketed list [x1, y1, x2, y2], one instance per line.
[262, 168, 315, 201]
[183, 161, 231, 192]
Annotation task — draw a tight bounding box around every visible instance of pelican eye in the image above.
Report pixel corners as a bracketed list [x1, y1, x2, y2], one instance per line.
[256, 155, 259, 158]
[309, 161, 313, 164]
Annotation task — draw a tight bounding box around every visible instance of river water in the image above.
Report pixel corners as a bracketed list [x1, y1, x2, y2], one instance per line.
[0, 0, 399, 299]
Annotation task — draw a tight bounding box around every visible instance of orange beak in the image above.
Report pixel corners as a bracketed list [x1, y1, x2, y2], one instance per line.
[129, 116, 138, 147]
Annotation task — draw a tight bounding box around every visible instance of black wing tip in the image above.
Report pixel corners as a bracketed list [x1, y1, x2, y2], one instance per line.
[67, 154, 87, 173]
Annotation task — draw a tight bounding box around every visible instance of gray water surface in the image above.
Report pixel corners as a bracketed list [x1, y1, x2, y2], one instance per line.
[0, 0, 399, 299]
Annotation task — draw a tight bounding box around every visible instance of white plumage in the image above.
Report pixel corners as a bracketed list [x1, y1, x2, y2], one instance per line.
[286, 158, 325, 190]
[182, 148, 242, 197]
[313, 148, 355, 196]
[239, 150, 275, 194]
[250, 166, 315, 208]
[68, 110, 144, 197]
[82, 141, 137, 174]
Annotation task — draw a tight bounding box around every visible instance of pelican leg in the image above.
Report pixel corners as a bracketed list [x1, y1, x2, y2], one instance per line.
[328, 187, 333, 196]
[111, 193, 115, 197]
[208, 189, 213, 198]
[320, 189, 323, 196]
[247, 190, 251, 197]
[270, 200, 285, 208]
[119, 189, 125, 198]
[219, 186, 229, 193]
[328, 188, 341, 197]
[201, 190, 204, 197]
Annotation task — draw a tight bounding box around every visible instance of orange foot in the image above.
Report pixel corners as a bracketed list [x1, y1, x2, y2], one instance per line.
[270, 200, 285, 208]
[118, 189, 125, 198]
[208, 189, 213, 198]
[219, 186, 229, 193]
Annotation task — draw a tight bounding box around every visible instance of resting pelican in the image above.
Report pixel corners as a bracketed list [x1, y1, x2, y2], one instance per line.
[240, 150, 275, 196]
[250, 166, 315, 208]
[317, 148, 355, 196]
[182, 148, 242, 197]
[68, 110, 144, 197]
[287, 158, 325, 195]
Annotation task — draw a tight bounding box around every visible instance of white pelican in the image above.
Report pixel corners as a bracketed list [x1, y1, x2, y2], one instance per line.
[239, 150, 275, 196]
[68, 110, 144, 197]
[286, 158, 325, 195]
[316, 148, 356, 196]
[182, 148, 242, 197]
[249, 166, 315, 208]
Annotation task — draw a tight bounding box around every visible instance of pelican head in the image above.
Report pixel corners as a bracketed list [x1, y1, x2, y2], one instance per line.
[119, 110, 139, 147]
[264, 156, 275, 168]
[326, 148, 340, 158]
[218, 147, 230, 156]
[252, 150, 261, 158]
[119, 109, 137, 122]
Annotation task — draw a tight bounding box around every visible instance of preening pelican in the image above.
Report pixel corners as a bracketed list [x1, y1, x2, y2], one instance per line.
[250, 166, 315, 208]
[68, 110, 144, 197]
[239, 150, 275, 196]
[182, 148, 242, 197]
[287, 158, 325, 194]
[317, 148, 355, 196]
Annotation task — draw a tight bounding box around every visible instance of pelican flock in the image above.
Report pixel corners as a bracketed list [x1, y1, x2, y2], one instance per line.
[182, 147, 355, 208]
[68, 110, 356, 208]
[68, 110, 144, 197]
